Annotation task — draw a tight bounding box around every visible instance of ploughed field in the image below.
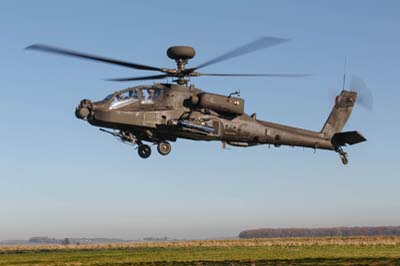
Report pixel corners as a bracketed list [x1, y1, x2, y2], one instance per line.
[1, 236, 400, 266]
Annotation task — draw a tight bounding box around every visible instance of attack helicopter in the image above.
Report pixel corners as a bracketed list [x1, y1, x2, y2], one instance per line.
[26, 37, 366, 164]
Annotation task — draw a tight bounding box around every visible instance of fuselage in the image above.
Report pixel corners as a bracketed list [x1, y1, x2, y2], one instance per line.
[76, 83, 334, 151]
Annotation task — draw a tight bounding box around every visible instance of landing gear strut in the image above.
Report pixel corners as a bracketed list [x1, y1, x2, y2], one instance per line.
[100, 128, 173, 159]
[157, 141, 171, 156]
[336, 146, 348, 165]
[138, 144, 151, 159]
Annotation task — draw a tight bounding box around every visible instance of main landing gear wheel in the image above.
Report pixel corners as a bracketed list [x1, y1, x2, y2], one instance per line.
[157, 141, 171, 156]
[138, 144, 151, 159]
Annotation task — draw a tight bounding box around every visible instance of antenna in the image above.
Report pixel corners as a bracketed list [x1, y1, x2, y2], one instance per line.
[342, 57, 347, 91]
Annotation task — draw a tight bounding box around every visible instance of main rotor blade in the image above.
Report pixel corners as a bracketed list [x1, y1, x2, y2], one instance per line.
[195, 73, 310, 77]
[189, 37, 289, 72]
[26, 44, 164, 72]
[106, 74, 170, 82]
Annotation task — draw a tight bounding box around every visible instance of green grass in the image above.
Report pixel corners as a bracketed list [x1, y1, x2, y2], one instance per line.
[1, 238, 400, 265]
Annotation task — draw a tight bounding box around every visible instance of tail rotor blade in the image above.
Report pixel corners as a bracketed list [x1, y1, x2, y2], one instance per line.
[350, 75, 373, 111]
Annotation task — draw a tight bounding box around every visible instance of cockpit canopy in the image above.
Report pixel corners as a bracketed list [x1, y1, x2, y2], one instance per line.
[104, 86, 162, 109]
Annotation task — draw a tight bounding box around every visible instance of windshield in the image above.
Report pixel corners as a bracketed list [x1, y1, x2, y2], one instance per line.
[141, 88, 161, 104]
[110, 88, 139, 109]
[104, 94, 113, 101]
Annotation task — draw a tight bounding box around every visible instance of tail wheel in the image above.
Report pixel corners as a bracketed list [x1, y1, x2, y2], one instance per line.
[157, 141, 171, 156]
[138, 144, 151, 159]
[336, 147, 349, 165]
[340, 153, 349, 165]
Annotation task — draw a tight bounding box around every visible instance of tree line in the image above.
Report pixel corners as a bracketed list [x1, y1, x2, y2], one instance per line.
[239, 226, 400, 238]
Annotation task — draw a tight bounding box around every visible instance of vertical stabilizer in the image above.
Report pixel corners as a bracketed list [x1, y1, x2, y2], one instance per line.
[321, 90, 357, 138]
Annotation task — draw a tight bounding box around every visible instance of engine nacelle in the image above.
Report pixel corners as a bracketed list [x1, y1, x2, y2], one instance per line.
[197, 93, 244, 115]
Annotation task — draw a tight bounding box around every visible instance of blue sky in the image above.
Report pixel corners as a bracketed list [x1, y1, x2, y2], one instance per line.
[0, 0, 399, 240]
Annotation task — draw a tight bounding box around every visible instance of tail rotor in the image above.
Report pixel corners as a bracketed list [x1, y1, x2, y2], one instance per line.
[349, 75, 373, 111]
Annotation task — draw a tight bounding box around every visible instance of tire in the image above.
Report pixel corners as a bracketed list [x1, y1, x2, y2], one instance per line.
[138, 144, 151, 159]
[157, 141, 171, 156]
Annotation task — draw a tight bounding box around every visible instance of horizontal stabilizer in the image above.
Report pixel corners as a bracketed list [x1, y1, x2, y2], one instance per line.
[331, 131, 367, 146]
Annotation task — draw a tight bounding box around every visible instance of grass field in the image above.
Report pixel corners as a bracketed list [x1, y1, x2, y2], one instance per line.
[1, 236, 400, 265]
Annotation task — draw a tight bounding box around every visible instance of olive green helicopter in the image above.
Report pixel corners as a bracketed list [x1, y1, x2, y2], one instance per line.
[26, 37, 368, 164]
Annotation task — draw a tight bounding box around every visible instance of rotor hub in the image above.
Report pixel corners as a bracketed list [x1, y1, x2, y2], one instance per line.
[166, 46, 196, 85]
